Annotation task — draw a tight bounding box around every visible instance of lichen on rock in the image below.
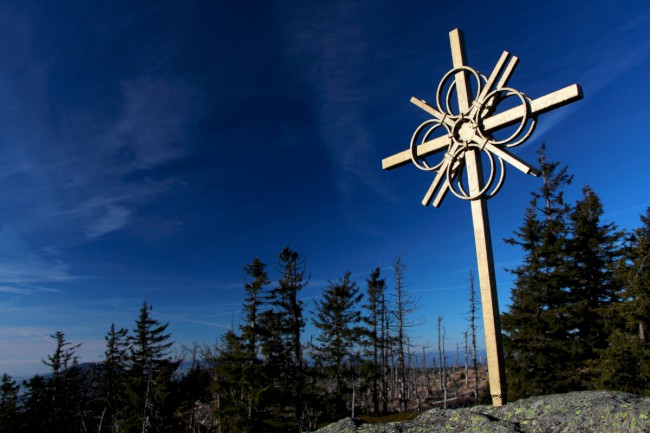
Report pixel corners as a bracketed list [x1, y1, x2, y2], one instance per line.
[313, 391, 650, 433]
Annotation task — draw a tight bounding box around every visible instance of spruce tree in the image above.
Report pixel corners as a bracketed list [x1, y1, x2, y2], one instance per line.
[127, 301, 177, 433]
[311, 271, 363, 419]
[266, 246, 309, 431]
[501, 145, 575, 399]
[20, 375, 49, 432]
[175, 356, 213, 433]
[43, 330, 82, 382]
[590, 329, 650, 394]
[0, 373, 20, 433]
[241, 257, 270, 358]
[42, 331, 84, 432]
[239, 257, 272, 432]
[272, 247, 308, 370]
[591, 208, 650, 394]
[256, 306, 292, 430]
[211, 330, 248, 433]
[565, 186, 623, 386]
[98, 323, 130, 432]
[619, 208, 650, 343]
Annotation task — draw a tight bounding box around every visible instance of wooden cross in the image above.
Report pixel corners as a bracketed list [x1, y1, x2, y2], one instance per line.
[382, 29, 582, 406]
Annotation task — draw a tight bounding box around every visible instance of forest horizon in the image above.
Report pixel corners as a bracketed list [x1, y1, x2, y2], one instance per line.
[2, 147, 649, 432]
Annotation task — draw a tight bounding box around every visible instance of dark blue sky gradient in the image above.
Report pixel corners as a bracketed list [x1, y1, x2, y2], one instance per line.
[1, 0, 650, 377]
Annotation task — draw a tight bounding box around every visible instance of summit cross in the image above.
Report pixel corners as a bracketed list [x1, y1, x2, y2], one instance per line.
[381, 29, 583, 406]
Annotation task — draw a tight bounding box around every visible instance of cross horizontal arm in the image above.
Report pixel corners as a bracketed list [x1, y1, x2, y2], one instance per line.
[381, 131, 448, 170]
[381, 83, 583, 171]
[482, 84, 583, 132]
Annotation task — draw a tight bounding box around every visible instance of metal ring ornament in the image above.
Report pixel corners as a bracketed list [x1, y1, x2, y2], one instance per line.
[446, 143, 497, 200]
[486, 154, 506, 198]
[436, 66, 483, 116]
[439, 85, 531, 200]
[409, 119, 450, 171]
[477, 87, 537, 148]
[444, 73, 488, 119]
[410, 63, 544, 203]
[446, 144, 506, 200]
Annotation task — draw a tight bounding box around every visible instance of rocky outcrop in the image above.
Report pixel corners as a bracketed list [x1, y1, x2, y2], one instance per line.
[315, 391, 650, 433]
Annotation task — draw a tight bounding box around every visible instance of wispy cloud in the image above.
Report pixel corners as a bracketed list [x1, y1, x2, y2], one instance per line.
[0, 228, 72, 284]
[0, 60, 198, 282]
[175, 318, 233, 330]
[0, 286, 31, 295]
[410, 285, 467, 293]
[274, 3, 396, 235]
[102, 78, 194, 171]
[532, 13, 650, 142]
[0, 326, 52, 341]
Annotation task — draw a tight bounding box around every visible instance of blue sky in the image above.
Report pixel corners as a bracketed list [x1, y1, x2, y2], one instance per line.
[1, 0, 650, 378]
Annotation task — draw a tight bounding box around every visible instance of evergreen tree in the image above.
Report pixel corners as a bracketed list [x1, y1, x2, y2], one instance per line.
[501, 145, 576, 399]
[565, 186, 624, 385]
[20, 375, 49, 432]
[272, 247, 308, 370]
[43, 330, 82, 383]
[311, 271, 363, 419]
[126, 301, 178, 433]
[175, 360, 214, 433]
[619, 208, 650, 343]
[264, 246, 309, 431]
[241, 257, 270, 358]
[0, 373, 20, 433]
[590, 328, 650, 394]
[98, 324, 130, 433]
[257, 306, 293, 430]
[42, 331, 85, 432]
[591, 207, 650, 394]
[239, 257, 272, 432]
[211, 330, 249, 433]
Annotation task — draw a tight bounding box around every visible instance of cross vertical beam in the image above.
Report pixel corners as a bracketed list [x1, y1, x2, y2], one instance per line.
[449, 28, 507, 406]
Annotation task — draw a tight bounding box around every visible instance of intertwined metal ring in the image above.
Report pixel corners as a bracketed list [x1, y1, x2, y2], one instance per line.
[409, 65, 537, 201]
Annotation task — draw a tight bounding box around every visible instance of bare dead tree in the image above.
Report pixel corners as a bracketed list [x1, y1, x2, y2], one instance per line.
[437, 315, 449, 408]
[392, 256, 418, 412]
[463, 331, 469, 388]
[442, 323, 448, 408]
[468, 269, 480, 402]
[394, 257, 408, 412]
[437, 316, 444, 393]
[380, 289, 390, 414]
[421, 344, 431, 399]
